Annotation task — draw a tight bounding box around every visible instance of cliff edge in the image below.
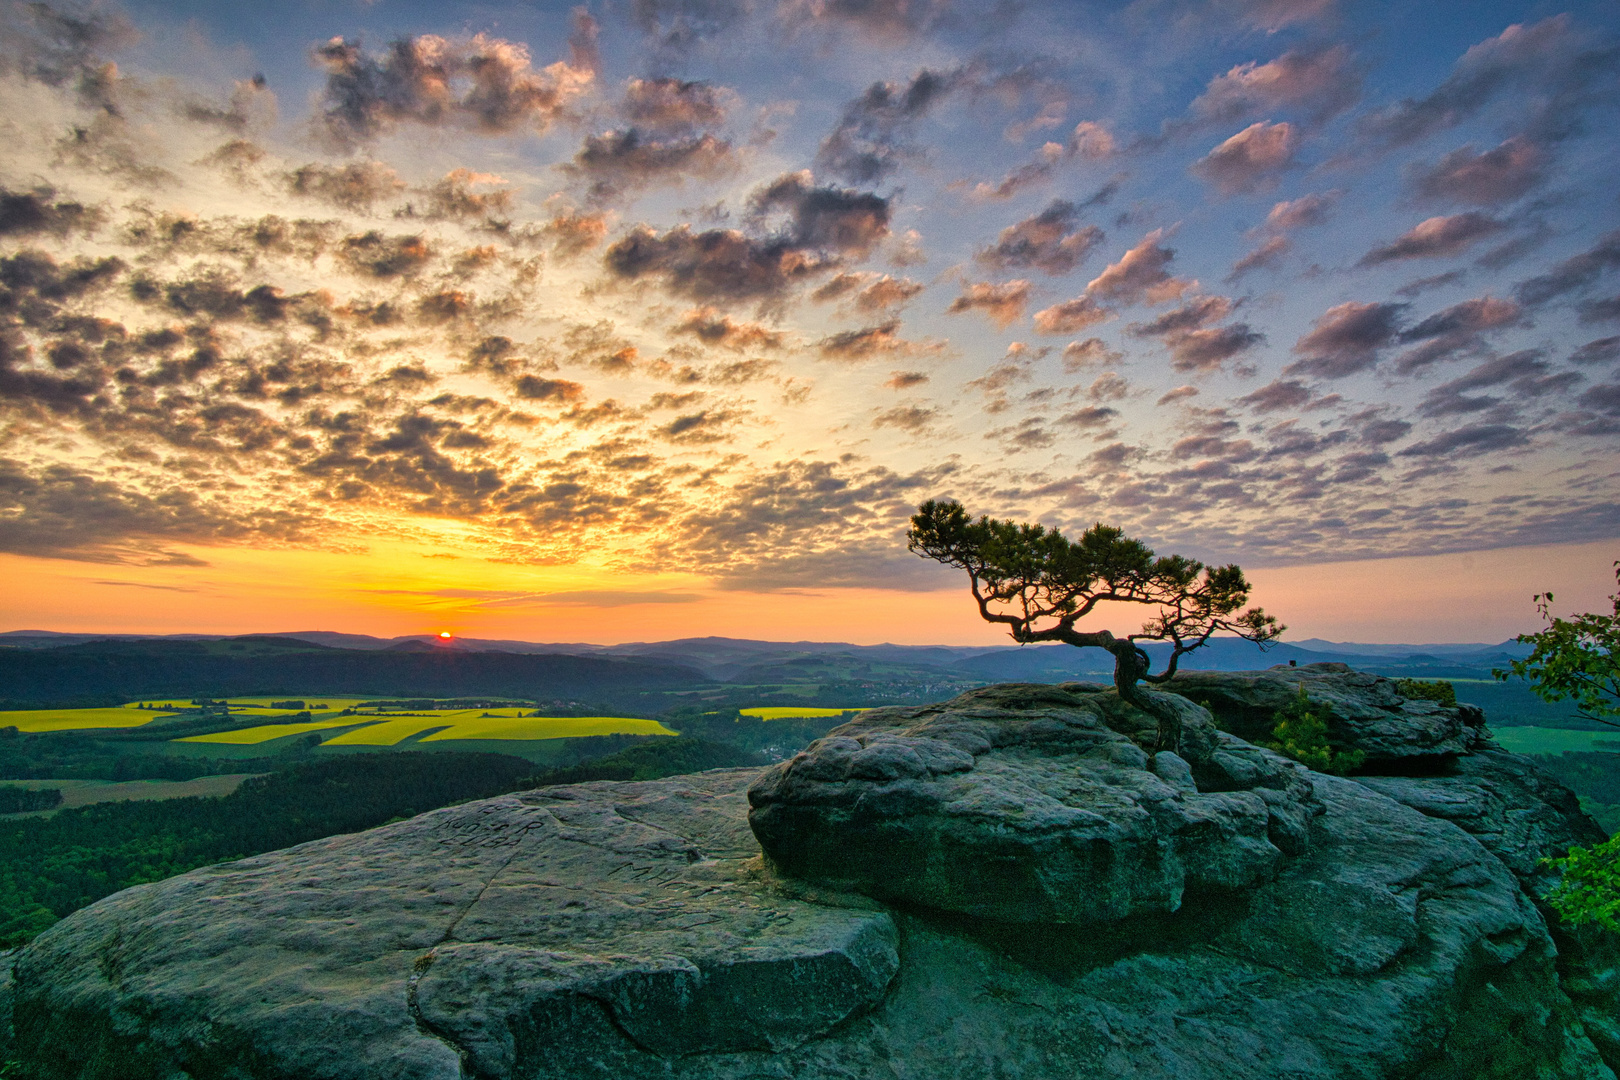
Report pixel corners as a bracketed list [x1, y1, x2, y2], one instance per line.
[3, 665, 1616, 1079]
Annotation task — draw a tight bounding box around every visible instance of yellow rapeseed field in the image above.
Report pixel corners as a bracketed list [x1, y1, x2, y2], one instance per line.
[1, 707, 175, 733]
[420, 716, 677, 741]
[740, 707, 867, 720]
[318, 712, 513, 746]
[177, 720, 376, 744]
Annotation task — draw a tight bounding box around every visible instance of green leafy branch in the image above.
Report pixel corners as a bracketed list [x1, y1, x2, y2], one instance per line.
[1494, 561, 1620, 729]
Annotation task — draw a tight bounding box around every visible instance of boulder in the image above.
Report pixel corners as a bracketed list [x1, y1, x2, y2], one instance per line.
[5, 682, 1615, 1080]
[1166, 663, 1489, 765]
[747, 683, 1319, 924]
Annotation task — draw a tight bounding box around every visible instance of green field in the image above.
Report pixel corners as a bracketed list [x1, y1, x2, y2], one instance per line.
[740, 706, 867, 720]
[1491, 727, 1620, 756]
[0, 707, 176, 733]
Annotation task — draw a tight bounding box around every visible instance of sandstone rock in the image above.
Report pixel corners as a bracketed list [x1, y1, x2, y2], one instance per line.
[1357, 749, 1620, 1071]
[10, 770, 897, 1080]
[1166, 662, 1488, 764]
[7, 682, 1615, 1080]
[747, 683, 1320, 925]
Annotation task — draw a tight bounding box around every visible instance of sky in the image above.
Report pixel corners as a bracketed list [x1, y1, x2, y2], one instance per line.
[0, 0, 1617, 646]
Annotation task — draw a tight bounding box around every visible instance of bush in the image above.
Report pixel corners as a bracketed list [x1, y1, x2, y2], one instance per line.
[1267, 685, 1365, 775]
[1395, 678, 1457, 707]
[1546, 834, 1620, 931]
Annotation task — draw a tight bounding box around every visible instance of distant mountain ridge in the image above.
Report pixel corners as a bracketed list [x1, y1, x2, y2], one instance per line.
[0, 628, 1536, 677]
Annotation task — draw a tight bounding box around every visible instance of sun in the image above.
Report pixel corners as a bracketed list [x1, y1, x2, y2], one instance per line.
[438, 631, 453, 639]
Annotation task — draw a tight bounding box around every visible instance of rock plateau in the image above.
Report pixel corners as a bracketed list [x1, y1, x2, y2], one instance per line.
[1, 663, 1615, 1079]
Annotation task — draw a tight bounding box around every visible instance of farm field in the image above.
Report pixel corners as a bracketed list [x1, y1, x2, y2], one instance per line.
[179, 721, 377, 745]
[420, 716, 677, 741]
[321, 708, 534, 746]
[0, 774, 262, 814]
[740, 707, 867, 720]
[224, 697, 373, 710]
[1491, 727, 1620, 756]
[0, 706, 176, 733]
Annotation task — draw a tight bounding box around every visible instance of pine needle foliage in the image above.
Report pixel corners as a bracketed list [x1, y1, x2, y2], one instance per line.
[1267, 685, 1365, 775]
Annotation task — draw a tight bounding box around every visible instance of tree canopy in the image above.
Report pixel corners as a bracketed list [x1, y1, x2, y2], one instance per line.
[1496, 561, 1620, 729]
[907, 499, 1282, 743]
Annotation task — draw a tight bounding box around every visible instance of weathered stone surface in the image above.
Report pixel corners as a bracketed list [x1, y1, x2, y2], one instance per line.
[7, 682, 1615, 1080]
[1357, 749, 1620, 1072]
[747, 683, 1320, 924]
[1166, 662, 1489, 764]
[10, 770, 897, 1080]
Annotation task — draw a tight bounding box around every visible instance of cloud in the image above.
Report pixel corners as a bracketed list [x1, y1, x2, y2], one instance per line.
[1358, 213, 1506, 266]
[1190, 121, 1297, 196]
[514, 375, 587, 402]
[630, 0, 750, 55]
[1226, 0, 1336, 32]
[1571, 337, 1620, 365]
[1399, 296, 1522, 341]
[1287, 301, 1407, 378]
[1415, 349, 1574, 417]
[815, 67, 958, 184]
[1578, 383, 1620, 416]
[421, 168, 514, 220]
[1579, 296, 1620, 324]
[780, 0, 950, 41]
[884, 370, 928, 389]
[0, 186, 100, 237]
[1406, 136, 1547, 206]
[811, 271, 924, 312]
[282, 161, 404, 212]
[1165, 324, 1265, 372]
[1357, 15, 1609, 149]
[620, 77, 729, 132]
[336, 231, 433, 278]
[1085, 229, 1190, 305]
[0, 461, 309, 562]
[975, 200, 1104, 275]
[1227, 236, 1289, 281]
[1516, 230, 1620, 306]
[1129, 295, 1234, 337]
[1237, 379, 1312, 412]
[0, 0, 137, 110]
[1189, 45, 1361, 127]
[312, 24, 596, 146]
[1395, 270, 1467, 298]
[817, 320, 917, 360]
[747, 171, 890, 255]
[1032, 296, 1108, 336]
[1057, 405, 1119, 429]
[873, 404, 937, 432]
[674, 307, 783, 350]
[947, 280, 1030, 329]
[542, 210, 609, 256]
[1062, 337, 1123, 371]
[1124, 295, 1263, 372]
[1395, 423, 1529, 458]
[659, 407, 740, 443]
[569, 128, 736, 200]
[605, 172, 889, 303]
[1263, 191, 1341, 232]
[1158, 385, 1199, 405]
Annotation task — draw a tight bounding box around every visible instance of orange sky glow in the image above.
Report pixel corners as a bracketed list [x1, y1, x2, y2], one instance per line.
[3, 537, 1613, 646]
